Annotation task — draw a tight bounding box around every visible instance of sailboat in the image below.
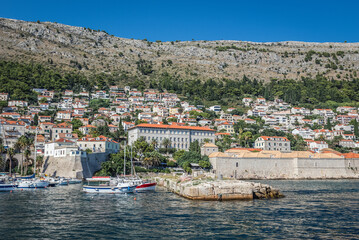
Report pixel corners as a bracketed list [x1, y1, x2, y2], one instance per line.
[17, 127, 49, 189]
[127, 146, 157, 192]
[82, 144, 137, 193]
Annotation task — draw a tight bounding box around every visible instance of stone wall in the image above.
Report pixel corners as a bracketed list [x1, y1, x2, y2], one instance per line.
[41, 152, 108, 178]
[210, 157, 359, 179]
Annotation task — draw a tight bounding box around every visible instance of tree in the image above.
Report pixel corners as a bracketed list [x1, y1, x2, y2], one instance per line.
[325, 118, 332, 130]
[24, 149, 32, 175]
[33, 114, 39, 126]
[353, 119, 359, 138]
[16, 135, 29, 175]
[0, 144, 5, 171]
[151, 139, 158, 149]
[71, 119, 83, 130]
[177, 151, 202, 166]
[35, 155, 44, 175]
[243, 131, 253, 147]
[0, 101, 7, 113]
[162, 138, 171, 152]
[39, 97, 48, 103]
[7, 148, 15, 176]
[143, 151, 165, 168]
[189, 140, 200, 154]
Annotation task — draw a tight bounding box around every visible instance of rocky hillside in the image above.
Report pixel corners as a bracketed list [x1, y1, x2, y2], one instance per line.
[1, 17, 359, 81]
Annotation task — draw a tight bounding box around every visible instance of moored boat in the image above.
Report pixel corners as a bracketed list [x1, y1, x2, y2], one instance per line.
[135, 181, 157, 192]
[68, 178, 82, 184]
[82, 177, 137, 193]
[0, 176, 16, 191]
[17, 179, 49, 188]
[0, 183, 16, 191]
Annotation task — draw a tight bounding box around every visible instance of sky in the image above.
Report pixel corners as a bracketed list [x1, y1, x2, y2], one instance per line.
[1, 0, 358, 43]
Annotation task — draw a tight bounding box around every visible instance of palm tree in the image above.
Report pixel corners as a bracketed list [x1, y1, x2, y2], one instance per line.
[0, 144, 5, 171]
[143, 151, 162, 168]
[243, 131, 253, 148]
[7, 148, 15, 177]
[151, 139, 158, 149]
[16, 136, 28, 175]
[24, 149, 32, 175]
[162, 138, 171, 153]
[237, 128, 244, 147]
[35, 155, 44, 175]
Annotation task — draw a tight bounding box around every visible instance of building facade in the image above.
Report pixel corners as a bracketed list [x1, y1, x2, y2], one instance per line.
[128, 123, 215, 150]
[255, 136, 291, 152]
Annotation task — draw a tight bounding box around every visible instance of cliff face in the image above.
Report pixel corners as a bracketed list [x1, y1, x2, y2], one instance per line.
[1, 17, 359, 82]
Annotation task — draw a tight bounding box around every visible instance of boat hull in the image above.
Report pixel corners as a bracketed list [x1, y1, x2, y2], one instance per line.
[17, 181, 49, 188]
[0, 184, 16, 191]
[68, 179, 82, 184]
[82, 185, 137, 194]
[135, 182, 156, 192]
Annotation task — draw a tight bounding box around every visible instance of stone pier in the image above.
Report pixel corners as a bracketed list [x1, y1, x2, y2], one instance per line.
[154, 175, 284, 201]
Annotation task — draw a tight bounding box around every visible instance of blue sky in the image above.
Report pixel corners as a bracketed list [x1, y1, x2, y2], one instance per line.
[1, 0, 358, 42]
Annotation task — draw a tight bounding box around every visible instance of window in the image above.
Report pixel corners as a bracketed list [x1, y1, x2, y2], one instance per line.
[236, 162, 238, 167]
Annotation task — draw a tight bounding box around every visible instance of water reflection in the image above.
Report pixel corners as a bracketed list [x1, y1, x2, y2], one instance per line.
[0, 180, 358, 239]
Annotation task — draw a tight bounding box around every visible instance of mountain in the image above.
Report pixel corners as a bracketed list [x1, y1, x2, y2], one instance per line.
[0, 17, 359, 82]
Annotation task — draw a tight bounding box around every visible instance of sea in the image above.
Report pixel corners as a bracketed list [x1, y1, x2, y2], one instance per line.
[0, 180, 358, 239]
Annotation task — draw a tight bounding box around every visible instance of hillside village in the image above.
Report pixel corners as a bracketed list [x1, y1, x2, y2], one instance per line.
[1, 84, 359, 166]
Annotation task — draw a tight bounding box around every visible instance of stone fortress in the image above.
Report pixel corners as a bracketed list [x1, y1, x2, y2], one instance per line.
[209, 148, 359, 179]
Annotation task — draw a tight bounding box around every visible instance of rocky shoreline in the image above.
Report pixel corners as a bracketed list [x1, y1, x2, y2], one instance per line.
[153, 174, 284, 201]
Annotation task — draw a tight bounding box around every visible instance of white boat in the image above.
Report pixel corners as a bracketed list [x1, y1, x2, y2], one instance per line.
[17, 179, 49, 188]
[68, 179, 82, 184]
[0, 183, 16, 191]
[83, 146, 137, 193]
[46, 177, 59, 187]
[58, 178, 69, 186]
[83, 180, 137, 194]
[135, 180, 157, 192]
[0, 177, 16, 191]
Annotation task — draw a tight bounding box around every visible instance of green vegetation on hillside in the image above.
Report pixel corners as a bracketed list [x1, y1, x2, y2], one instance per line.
[2, 60, 359, 109]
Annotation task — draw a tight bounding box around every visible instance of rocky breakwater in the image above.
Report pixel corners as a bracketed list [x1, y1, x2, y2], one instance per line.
[154, 175, 284, 201]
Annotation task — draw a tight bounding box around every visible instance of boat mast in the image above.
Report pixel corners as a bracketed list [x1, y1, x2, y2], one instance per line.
[130, 145, 133, 176]
[123, 143, 126, 178]
[34, 127, 38, 176]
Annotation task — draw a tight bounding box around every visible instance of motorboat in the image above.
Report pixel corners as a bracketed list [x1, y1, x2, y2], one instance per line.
[46, 177, 59, 187]
[82, 179, 137, 194]
[17, 178, 49, 189]
[68, 178, 82, 184]
[58, 178, 69, 186]
[135, 180, 157, 192]
[0, 176, 16, 191]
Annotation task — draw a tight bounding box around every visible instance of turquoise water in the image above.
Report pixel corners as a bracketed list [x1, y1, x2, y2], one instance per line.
[0, 180, 358, 239]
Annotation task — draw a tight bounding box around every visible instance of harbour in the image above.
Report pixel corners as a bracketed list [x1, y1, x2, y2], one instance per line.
[0, 180, 358, 239]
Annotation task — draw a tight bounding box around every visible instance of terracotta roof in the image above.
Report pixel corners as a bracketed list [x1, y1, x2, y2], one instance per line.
[226, 148, 262, 152]
[202, 143, 218, 148]
[55, 138, 74, 143]
[133, 123, 215, 131]
[259, 136, 289, 141]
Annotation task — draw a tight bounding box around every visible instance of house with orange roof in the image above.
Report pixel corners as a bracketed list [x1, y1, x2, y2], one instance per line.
[77, 135, 119, 153]
[108, 124, 119, 133]
[79, 124, 97, 135]
[305, 140, 328, 152]
[217, 122, 235, 134]
[128, 123, 215, 149]
[255, 136, 291, 152]
[0, 120, 26, 147]
[313, 129, 334, 140]
[56, 111, 72, 121]
[52, 123, 73, 141]
[339, 139, 355, 148]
